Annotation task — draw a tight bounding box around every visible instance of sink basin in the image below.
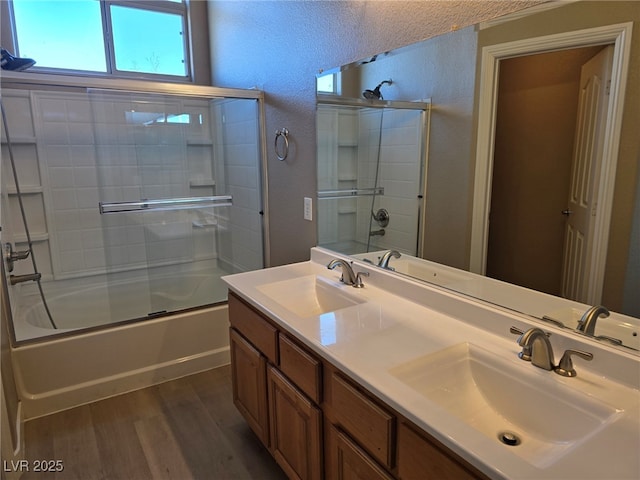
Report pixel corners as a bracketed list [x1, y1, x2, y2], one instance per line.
[389, 342, 621, 467]
[257, 275, 364, 318]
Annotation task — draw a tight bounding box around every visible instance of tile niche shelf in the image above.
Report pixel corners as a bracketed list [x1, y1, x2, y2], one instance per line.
[189, 178, 216, 188]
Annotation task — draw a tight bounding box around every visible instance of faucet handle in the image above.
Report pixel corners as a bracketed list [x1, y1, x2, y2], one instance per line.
[510, 326, 524, 336]
[354, 271, 369, 288]
[555, 349, 593, 378]
[510, 326, 552, 337]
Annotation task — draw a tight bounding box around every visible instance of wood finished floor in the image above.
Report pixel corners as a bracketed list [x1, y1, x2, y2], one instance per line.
[22, 366, 287, 480]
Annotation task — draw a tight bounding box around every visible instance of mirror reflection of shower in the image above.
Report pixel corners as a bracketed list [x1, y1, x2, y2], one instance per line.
[316, 97, 430, 257]
[366, 109, 385, 252]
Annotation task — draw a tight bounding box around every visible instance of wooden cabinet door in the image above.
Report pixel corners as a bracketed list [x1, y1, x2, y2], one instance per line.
[397, 422, 488, 480]
[229, 328, 269, 446]
[267, 365, 322, 480]
[327, 425, 393, 480]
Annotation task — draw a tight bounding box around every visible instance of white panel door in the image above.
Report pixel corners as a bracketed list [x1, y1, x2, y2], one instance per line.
[561, 46, 614, 302]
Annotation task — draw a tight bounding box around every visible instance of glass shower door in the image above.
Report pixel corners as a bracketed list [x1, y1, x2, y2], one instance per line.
[91, 90, 263, 324]
[362, 107, 426, 255]
[317, 102, 428, 257]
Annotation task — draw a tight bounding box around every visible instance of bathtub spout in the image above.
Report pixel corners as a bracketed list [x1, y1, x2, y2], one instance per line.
[10, 272, 41, 285]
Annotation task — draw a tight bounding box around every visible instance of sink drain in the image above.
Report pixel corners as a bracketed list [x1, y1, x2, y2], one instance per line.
[498, 431, 521, 446]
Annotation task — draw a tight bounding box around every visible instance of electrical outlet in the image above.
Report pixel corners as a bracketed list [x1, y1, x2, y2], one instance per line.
[304, 197, 313, 221]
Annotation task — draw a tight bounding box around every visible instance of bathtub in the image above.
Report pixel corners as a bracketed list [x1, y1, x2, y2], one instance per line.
[13, 263, 230, 342]
[9, 266, 233, 420]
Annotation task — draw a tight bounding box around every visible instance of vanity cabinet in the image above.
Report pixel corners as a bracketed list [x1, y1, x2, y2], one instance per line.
[229, 328, 270, 445]
[228, 291, 488, 480]
[268, 366, 322, 480]
[229, 292, 323, 480]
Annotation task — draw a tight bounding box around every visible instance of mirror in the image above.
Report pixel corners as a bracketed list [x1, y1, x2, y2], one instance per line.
[316, 1, 640, 352]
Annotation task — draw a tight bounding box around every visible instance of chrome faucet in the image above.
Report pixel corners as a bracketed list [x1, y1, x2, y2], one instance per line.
[327, 259, 368, 288]
[10, 272, 41, 285]
[378, 250, 401, 270]
[576, 305, 609, 336]
[514, 327, 555, 370]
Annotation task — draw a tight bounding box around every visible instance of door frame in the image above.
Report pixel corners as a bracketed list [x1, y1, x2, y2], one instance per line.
[469, 22, 633, 305]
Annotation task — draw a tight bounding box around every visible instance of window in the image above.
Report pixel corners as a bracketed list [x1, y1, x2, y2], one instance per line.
[317, 72, 340, 94]
[10, 0, 190, 80]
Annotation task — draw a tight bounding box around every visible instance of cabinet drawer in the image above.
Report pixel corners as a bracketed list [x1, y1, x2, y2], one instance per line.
[329, 372, 395, 468]
[279, 334, 322, 403]
[328, 425, 393, 480]
[228, 291, 278, 363]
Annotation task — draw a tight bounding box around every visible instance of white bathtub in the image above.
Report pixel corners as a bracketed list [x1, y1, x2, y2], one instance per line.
[12, 304, 231, 420]
[13, 263, 229, 342]
[9, 265, 233, 419]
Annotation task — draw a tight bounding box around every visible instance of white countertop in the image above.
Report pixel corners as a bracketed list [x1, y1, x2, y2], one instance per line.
[223, 247, 640, 480]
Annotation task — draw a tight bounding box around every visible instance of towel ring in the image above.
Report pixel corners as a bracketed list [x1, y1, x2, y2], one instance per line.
[275, 127, 289, 161]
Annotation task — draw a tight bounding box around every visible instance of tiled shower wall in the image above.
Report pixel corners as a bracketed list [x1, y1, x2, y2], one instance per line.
[357, 108, 424, 254]
[213, 98, 264, 273]
[1, 88, 263, 281]
[1, 91, 53, 279]
[317, 105, 424, 255]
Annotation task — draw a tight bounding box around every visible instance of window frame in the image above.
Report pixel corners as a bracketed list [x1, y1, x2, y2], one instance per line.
[7, 0, 193, 83]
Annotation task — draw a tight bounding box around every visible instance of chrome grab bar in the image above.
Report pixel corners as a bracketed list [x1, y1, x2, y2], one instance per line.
[99, 195, 232, 214]
[317, 187, 384, 199]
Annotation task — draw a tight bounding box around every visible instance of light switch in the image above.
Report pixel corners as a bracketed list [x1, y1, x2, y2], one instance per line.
[304, 197, 313, 221]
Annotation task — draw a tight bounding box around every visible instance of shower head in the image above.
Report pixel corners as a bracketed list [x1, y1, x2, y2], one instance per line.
[363, 80, 392, 100]
[1, 48, 36, 71]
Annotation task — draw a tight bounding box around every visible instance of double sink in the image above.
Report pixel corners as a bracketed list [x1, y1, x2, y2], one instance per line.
[253, 271, 626, 469]
[220, 247, 639, 479]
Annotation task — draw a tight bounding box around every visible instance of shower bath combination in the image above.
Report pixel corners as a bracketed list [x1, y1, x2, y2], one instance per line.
[1, 83, 267, 342]
[1, 99, 57, 328]
[317, 94, 430, 258]
[363, 80, 393, 100]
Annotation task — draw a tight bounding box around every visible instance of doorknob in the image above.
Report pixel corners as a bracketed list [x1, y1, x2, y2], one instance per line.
[561, 209, 573, 216]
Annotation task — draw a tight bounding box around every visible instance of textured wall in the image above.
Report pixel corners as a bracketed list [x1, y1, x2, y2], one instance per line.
[207, 1, 541, 266]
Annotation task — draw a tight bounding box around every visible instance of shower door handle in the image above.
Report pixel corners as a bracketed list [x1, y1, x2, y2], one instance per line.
[317, 187, 384, 199]
[99, 195, 233, 214]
